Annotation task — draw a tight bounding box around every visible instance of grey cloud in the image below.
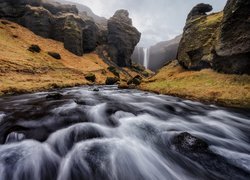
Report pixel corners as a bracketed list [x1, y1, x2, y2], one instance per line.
[67, 0, 227, 47]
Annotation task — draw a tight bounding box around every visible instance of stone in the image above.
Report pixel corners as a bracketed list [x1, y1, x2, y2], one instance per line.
[107, 66, 120, 77]
[105, 77, 119, 85]
[48, 52, 61, 59]
[85, 73, 96, 82]
[46, 93, 63, 100]
[28, 44, 41, 53]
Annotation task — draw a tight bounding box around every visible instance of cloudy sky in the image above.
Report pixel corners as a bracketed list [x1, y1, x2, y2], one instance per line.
[67, 0, 227, 47]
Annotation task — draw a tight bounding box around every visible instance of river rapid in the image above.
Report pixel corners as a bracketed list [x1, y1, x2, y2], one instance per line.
[0, 86, 249, 180]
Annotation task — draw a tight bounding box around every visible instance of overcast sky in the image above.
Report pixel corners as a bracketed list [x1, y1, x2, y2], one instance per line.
[67, 0, 227, 47]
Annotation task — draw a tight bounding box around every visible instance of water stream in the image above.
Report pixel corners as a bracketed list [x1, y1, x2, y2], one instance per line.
[0, 86, 249, 180]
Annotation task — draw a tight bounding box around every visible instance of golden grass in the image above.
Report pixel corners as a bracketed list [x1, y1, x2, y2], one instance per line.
[140, 61, 250, 108]
[0, 20, 121, 95]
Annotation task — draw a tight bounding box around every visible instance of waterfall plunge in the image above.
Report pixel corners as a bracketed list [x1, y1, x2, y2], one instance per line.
[143, 47, 150, 69]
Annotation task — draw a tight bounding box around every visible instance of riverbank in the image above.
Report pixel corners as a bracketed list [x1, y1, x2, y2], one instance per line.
[140, 60, 250, 109]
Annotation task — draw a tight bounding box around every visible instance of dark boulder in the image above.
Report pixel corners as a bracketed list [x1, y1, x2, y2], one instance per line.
[28, 44, 41, 53]
[48, 52, 61, 59]
[85, 73, 96, 82]
[172, 132, 209, 153]
[127, 75, 142, 86]
[107, 10, 141, 67]
[107, 66, 120, 77]
[105, 77, 119, 85]
[187, 3, 213, 21]
[171, 132, 250, 179]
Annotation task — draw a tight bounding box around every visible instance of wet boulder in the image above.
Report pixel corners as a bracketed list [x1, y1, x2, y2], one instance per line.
[46, 93, 63, 100]
[172, 132, 209, 153]
[107, 10, 141, 67]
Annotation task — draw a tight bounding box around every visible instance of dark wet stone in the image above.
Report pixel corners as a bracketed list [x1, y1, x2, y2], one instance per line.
[48, 52, 61, 59]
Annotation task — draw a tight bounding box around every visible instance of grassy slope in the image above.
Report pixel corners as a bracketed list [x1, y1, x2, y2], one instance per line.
[0, 20, 131, 95]
[140, 61, 250, 108]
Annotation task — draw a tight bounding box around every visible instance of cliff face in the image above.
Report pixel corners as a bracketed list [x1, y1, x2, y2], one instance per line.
[178, 0, 250, 75]
[148, 35, 181, 71]
[0, 0, 140, 67]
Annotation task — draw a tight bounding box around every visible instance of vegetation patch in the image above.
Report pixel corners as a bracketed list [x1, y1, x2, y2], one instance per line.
[140, 60, 250, 108]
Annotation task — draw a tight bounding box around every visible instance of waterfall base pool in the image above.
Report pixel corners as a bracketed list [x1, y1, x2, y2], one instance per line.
[0, 86, 249, 180]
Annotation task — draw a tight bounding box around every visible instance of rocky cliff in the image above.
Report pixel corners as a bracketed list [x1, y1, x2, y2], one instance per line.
[0, 0, 140, 67]
[178, 0, 250, 75]
[148, 35, 181, 71]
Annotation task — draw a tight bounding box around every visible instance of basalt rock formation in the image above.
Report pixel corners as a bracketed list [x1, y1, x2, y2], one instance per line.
[0, 0, 141, 67]
[178, 0, 250, 75]
[107, 10, 141, 67]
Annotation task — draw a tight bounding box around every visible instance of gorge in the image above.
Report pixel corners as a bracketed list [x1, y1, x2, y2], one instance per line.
[0, 0, 249, 179]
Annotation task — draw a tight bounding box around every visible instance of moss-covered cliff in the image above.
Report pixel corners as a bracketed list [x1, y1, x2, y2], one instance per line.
[178, 0, 250, 75]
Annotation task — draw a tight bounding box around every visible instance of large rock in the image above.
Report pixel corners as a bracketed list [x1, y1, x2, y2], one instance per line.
[178, 1, 250, 74]
[107, 10, 141, 67]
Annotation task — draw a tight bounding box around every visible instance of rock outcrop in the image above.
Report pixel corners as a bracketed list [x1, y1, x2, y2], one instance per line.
[0, 1, 140, 67]
[0, 0, 99, 56]
[107, 10, 141, 67]
[178, 0, 250, 74]
[187, 3, 213, 21]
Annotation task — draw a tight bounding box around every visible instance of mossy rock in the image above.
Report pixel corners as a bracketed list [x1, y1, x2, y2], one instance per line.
[127, 75, 142, 86]
[132, 63, 145, 72]
[28, 45, 41, 53]
[85, 73, 96, 82]
[142, 71, 150, 77]
[107, 66, 120, 77]
[105, 77, 119, 85]
[48, 52, 61, 59]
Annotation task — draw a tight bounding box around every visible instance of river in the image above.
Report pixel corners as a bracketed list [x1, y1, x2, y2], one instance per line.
[0, 86, 249, 180]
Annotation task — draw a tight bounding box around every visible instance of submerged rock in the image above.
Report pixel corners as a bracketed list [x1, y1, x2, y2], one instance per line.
[46, 93, 63, 100]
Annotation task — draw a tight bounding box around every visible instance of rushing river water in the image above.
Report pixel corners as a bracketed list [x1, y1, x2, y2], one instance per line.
[0, 86, 249, 180]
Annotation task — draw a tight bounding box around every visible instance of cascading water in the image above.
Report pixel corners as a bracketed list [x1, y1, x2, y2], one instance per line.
[143, 47, 150, 69]
[0, 86, 249, 180]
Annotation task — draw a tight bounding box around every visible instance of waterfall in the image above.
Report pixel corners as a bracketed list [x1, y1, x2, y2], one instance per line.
[143, 47, 150, 69]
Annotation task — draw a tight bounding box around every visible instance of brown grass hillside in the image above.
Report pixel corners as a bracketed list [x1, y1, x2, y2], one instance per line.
[140, 60, 250, 108]
[0, 20, 131, 95]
